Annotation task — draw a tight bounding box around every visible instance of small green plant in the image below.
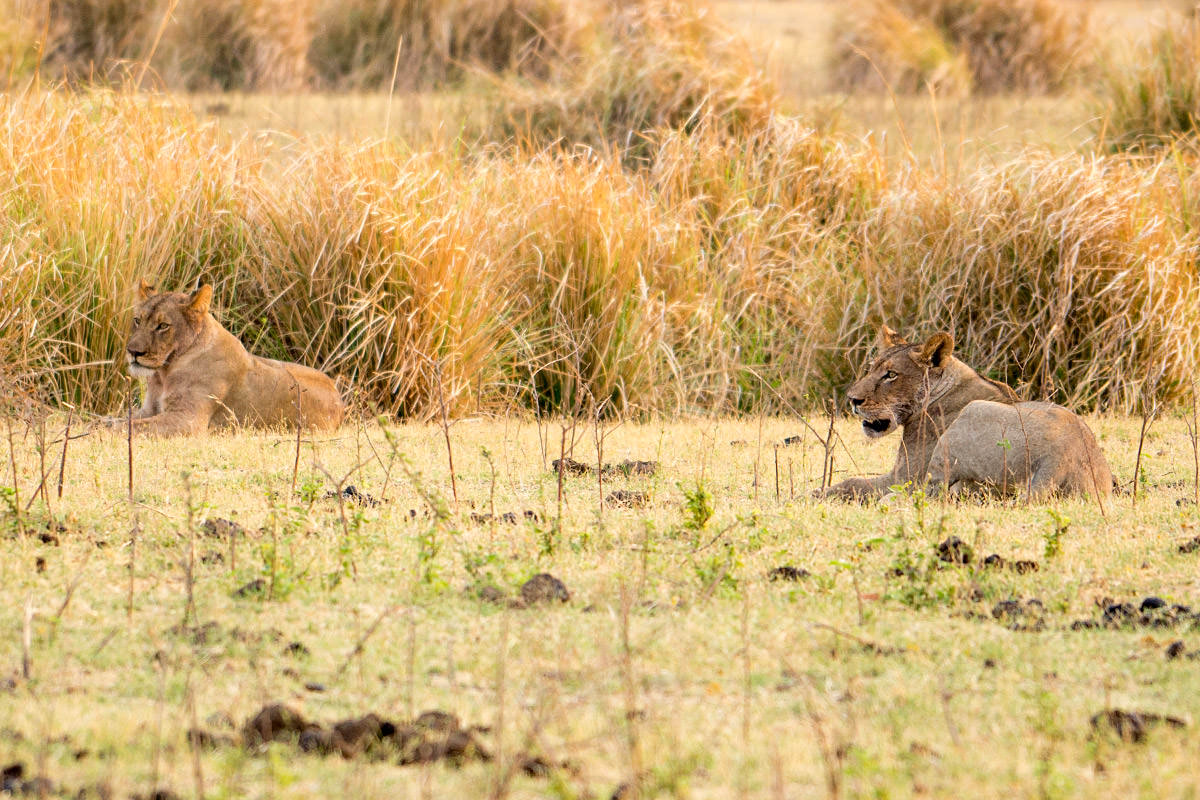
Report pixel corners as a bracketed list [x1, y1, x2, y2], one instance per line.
[1044, 509, 1069, 559]
[694, 542, 740, 596]
[680, 482, 714, 531]
[0, 486, 17, 535]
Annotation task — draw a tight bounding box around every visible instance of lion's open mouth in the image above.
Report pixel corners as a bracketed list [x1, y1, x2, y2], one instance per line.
[862, 417, 894, 438]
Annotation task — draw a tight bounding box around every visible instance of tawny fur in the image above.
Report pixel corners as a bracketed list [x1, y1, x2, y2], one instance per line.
[108, 282, 343, 436]
[820, 327, 1111, 501]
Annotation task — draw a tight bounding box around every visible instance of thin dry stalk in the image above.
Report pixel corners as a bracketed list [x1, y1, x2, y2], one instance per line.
[6, 415, 22, 536]
[1133, 397, 1158, 506]
[1188, 381, 1199, 507]
[618, 580, 644, 800]
[290, 381, 302, 498]
[55, 409, 71, 501]
[434, 361, 458, 508]
[182, 472, 197, 627]
[21, 594, 33, 681]
[334, 603, 399, 681]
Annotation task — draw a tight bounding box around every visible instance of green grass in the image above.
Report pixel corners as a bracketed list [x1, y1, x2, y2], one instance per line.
[0, 414, 1197, 797]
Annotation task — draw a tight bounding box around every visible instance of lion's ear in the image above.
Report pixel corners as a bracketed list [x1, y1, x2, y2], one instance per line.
[137, 280, 154, 302]
[187, 284, 214, 315]
[914, 332, 954, 367]
[878, 325, 906, 350]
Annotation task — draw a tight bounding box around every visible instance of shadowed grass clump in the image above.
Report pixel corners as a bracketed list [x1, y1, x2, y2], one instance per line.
[831, 0, 1093, 95]
[308, 0, 580, 90]
[1095, 18, 1200, 152]
[829, 0, 970, 96]
[492, 0, 778, 158]
[21, 0, 158, 83]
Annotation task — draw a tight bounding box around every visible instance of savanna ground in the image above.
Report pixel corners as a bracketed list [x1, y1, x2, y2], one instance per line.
[5, 0, 1200, 797]
[1, 413, 1199, 799]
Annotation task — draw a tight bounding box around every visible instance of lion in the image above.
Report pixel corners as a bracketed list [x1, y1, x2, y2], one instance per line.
[107, 282, 344, 436]
[819, 327, 1112, 501]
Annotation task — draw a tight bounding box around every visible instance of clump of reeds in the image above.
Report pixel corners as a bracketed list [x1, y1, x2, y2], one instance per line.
[1095, 17, 1200, 152]
[492, 0, 778, 157]
[831, 0, 1092, 95]
[23, 0, 158, 83]
[829, 0, 970, 96]
[308, 0, 581, 90]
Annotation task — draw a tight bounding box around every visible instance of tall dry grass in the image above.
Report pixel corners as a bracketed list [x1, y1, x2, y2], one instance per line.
[831, 0, 1093, 95]
[3, 87, 1199, 418]
[489, 0, 778, 158]
[1095, 17, 1200, 152]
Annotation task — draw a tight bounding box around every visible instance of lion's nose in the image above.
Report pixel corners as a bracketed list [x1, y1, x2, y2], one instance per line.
[127, 347, 146, 359]
[848, 394, 863, 410]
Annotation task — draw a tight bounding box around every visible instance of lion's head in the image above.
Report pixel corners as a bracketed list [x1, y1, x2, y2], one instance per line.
[125, 282, 213, 377]
[846, 326, 955, 439]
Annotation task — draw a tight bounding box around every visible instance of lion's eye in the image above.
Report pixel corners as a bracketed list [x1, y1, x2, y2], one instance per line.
[883, 370, 898, 381]
[157, 322, 170, 332]
[132, 317, 141, 327]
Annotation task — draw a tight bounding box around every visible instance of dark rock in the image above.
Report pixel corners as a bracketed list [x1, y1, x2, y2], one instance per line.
[1166, 641, 1188, 660]
[325, 485, 382, 508]
[201, 518, 245, 539]
[1090, 709, 1187, 743]
[1012, 560, 1040, 574]
[303, 682, 326, 693]
[767, 566, 810, 582]
[1141, 596, 1167, 612]
[34, 557, 45, 573]
[983, 658, 997, 669]
[200, 551, 224, 565]
[298, 727, 333, 754]
[469, 585, 507, 604]
[232, 579, 266, 599]
[551, 458, 591, 476]
[991, 598, 1045, 631]
[1, 763, 23, 793]
[331, 715, 389, 758]
[132, 789, 181, 800]
[603, 460, 659, 478]
[781, 435, 803, 447]
[414, 710, 460, 733]
[1103, 602, 1138, 625]
[982, 554, 1006, 569]
[242, 704, 312, 747]
[520, 574, 570, 605]
[1179, 536, 1200, 554]
[283, 641, 310, 658]
[37, 531, 59, 546]
[605, 490, 650, 508]
[398, 728, 490, 766]
[936, 537, 973, 565]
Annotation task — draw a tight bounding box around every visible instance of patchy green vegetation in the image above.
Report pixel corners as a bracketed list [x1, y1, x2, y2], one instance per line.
[0, 415, 1197, 798]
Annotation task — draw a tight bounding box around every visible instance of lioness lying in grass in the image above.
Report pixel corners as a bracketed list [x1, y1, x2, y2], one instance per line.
[107, 282, 343, 436]
[820, 327, 1112, 502]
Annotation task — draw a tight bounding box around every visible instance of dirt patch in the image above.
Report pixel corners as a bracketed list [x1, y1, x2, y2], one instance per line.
[936, 537, 973, 565]
[469, 510, 541, 524]
[767, 566, 811, 582]
[991, 598, 1046, 631]
[201, 518, 246, 539]
[552, 459, 658, 478]
[1090, 709, 1187, 743]
[325, 485, 383, 507]
[605, 490, 650, 508]
[1071, 597, 1199, 631]
[519, 573, 570, 605]
[232, 579, 267, 599]
[982, 554, 1040, 573]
